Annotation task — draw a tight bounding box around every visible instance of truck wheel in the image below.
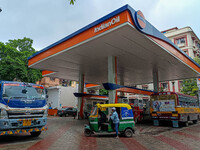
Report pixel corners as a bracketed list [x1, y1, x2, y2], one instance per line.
[184, 121, 189, 127]
[30, 131, 41, 137]
[124, 129, 133, 138]
[193, 120, 198, 124]
[84, 129, 92, 137]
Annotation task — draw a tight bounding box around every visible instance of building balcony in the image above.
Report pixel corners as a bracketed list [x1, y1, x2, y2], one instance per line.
[193, 45, 199, 52]
[177, 43, 186, 48]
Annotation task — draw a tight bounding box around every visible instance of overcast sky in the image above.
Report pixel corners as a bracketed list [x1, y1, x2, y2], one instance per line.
[0, 0, 199, 51]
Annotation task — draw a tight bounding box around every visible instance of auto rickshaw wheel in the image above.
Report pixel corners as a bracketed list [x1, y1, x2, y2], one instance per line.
[84, 129, 92, 137]
[124, 128, 133, 138]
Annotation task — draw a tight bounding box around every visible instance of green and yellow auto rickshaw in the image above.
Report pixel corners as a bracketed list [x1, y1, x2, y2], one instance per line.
[84, 103, 135, 137]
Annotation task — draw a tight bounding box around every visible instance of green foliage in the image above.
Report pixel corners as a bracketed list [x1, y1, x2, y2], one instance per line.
[159, 87, 164, 92]
[194, 57, 200, 65]
[99, 89, 108, 95]
[181, 57, 200, 96]
[69, 0, 76, 5]
[0, 38, 42, 83]
[181, 79, 198, 96]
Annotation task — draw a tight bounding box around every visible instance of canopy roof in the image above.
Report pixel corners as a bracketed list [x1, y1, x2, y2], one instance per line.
[28, 5, 200, 86]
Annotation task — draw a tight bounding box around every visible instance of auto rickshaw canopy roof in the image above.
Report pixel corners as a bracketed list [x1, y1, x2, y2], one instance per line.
[28, 5, 200, 86]
[96, 103, 132, 110]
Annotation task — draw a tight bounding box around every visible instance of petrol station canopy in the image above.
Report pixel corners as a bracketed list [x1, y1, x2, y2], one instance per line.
[28, 5, 200, 86]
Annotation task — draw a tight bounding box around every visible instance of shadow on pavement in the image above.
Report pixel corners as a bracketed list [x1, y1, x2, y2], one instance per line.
[92, 134, 125, 138]
[0, 134, 40, 144]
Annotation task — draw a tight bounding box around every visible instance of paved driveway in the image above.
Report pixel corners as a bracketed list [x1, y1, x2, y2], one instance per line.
[0, 117, 200, 150]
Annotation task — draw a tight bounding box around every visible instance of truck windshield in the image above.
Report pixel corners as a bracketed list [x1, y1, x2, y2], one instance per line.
[2, 83, 45, 100]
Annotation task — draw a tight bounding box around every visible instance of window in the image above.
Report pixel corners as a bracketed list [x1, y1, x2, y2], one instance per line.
[178, 95, 198, 107]
[176, 38, 185, 44]
[192, 39, 194, 43]
[142, 87, 148, 90]
[160, 82, 168, 91]
[73, 108, 77, 111]
[50, 77, 55, 81]
[151, 94, 176, 101]
[142, 85, 148, 90]
[197, 43, 200, 49]
[162, 83, 168, 89]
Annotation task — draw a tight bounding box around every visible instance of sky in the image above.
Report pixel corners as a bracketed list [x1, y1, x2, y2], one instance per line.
[0, 0, 200, 51]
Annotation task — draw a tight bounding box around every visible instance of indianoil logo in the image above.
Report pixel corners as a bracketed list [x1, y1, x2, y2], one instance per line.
[94, 16, 120, 33]
[135, 10, 146, 29]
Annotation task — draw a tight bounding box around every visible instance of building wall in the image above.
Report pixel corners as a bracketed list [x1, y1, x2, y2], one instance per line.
[36, 77, 60, 88]
[36, 77, 78, 88]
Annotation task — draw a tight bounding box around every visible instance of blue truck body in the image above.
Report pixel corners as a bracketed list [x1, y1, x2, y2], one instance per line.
[0, 81, 48, 136]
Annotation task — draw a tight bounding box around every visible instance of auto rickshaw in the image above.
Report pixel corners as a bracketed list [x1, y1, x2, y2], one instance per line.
[84, 103, 135, 137]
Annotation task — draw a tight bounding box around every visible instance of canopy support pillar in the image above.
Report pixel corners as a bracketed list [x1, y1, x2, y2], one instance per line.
[108, 56, 117, 103]
[153, 68, 159, 92]
[118, 78, 125, 103]
[78, 73, 84, 119]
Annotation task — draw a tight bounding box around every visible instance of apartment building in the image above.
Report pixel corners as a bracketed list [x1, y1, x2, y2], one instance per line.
[161, 27, 200, 92]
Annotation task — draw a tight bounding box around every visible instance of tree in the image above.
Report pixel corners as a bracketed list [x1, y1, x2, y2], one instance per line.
[99, 89, 108, 95]
[69, 0, 76, 5]
[194, 57, 200, 64]
[0, 38, 42, 83]
[181, 57, 200, 96]
[181, 79, 198, 96]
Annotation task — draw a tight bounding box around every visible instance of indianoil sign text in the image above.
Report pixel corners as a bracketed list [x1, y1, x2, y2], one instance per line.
[94, 16, 120, 33]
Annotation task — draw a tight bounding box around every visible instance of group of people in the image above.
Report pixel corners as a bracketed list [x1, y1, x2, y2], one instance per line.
[99, 107, 119, 138]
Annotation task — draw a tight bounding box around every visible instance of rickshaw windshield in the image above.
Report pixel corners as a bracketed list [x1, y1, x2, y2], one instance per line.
[91, 107, 97, 116]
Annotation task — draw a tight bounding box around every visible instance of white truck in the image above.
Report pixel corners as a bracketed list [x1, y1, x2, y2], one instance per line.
[47, 86, 77, 109]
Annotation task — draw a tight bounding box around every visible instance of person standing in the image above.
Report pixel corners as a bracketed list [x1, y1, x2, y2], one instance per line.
[110, 107, 119, 138]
